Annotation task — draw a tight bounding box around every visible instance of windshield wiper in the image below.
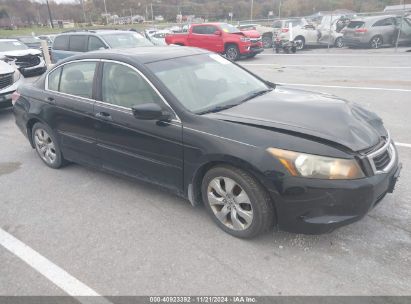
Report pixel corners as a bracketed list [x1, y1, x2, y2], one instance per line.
[197, 104, 241, 115]
[197, 89, 273, 115]
[239, 88, 273, 103]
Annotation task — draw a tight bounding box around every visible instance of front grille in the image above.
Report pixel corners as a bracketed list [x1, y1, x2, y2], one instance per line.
[367, 135, 395, 174]
[373, 150, 391, 171]
[0, 73, 13, 90]
[15, 55, 41, 68]
[250, 38, 262, 43]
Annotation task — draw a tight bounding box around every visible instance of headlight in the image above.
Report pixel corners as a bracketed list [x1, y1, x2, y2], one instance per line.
[13, 69, 21, 82]
[240, 37, 251, 42]
[267, 148, 365, 180]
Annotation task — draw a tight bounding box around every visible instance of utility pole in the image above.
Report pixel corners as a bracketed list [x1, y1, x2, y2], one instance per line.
[278, 0, 282, 19]
[45, 0, 54, 28]
[103, 0, 109, 24]
[80, 0, 87, 23]
[250, 0, 254, 20]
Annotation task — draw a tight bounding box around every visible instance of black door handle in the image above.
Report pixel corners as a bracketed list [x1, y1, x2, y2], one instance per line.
[95, 111, 112, 121]
[46, 97, 55, 104]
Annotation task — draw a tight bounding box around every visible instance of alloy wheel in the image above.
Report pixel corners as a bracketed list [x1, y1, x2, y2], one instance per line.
[371, 36, 382, 49]
[34, 128, 57, 165]
[294, 39, 305, 50]
[207, 177, 253, 231]
[335, 37, 344, 48]
[226, 47, 238, 61]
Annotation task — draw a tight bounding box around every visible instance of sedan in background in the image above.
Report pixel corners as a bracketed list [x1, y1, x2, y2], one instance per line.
[13, 47, 401, 238]
[15, 36, 43, 49]
[0, 39, 46, 77]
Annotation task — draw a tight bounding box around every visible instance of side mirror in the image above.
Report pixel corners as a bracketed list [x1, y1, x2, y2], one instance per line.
[214, 30, 222, 36]
[132, 103, 172, 121]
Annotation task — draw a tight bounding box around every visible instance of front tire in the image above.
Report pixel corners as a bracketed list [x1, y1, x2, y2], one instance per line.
[294, 36, 305, 50]
[370, 35, 383, 49]
[225, 44, 240, 61]
[262, 34, 273, 48]
[32, 122, 65, 169]
[201, 165, 275, 238]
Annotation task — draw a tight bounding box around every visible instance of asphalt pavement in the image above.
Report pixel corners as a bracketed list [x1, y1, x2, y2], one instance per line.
[0, 46, 410, 296]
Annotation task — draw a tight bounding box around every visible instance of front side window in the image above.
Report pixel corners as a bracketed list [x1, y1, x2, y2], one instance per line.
[69, 35, 88, 52]
[47, 67, 62, 91]
[101, 62, 162, 108]
[53, 35, 69, 50]
[147, 54, 269, 114]
[88, 36, 106, 51]
[59, 62, 97, 98]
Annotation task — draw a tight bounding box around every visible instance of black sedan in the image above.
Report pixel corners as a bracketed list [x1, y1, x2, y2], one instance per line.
[12, 47, 401, 238]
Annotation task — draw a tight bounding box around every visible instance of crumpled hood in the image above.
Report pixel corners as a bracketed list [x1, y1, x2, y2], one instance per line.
[241, 30, 261, 38]
[205, 87, 387, 152]
[0, 49, 42, 59]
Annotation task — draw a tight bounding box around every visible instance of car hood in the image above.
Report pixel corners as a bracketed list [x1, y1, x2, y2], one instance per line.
[0, 49, 42, 59]
[0, 60, 15, 74]
[241, 30, 261, 38]
[205, 87, 386, 152]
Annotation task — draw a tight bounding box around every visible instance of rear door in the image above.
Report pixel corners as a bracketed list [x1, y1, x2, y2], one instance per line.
[45, 60, 99, 166]
[189, 25, 208, 49]
[93, 60, 184, 191]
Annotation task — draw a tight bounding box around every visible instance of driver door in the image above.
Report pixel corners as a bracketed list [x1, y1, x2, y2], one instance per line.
[93, 61, 184, 191]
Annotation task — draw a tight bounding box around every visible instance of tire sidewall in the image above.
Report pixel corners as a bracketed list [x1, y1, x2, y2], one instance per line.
[201, 166, 273, 238]
[32, 122, 63, 169]
[225, 45, 239, 61]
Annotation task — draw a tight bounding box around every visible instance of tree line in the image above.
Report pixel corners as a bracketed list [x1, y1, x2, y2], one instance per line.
[0, 0, 409, 27]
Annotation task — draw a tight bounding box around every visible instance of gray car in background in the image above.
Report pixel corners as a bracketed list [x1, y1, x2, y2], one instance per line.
[343, 15, 398, 48]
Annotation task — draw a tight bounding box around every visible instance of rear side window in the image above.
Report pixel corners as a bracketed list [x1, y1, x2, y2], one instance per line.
[88, 36, 106, 51]
[347, 21, 365, 29]
[373, 18, 395, 27]
[47, 67, 62, 91]
[192, 26, 206, 34]
[53, 35, 69, 50]
[59, 62, 97, 98]
[69, 35, 88, 52]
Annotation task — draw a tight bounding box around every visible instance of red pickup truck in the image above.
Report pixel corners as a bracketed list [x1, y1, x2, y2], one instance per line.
[165, 23, 264, 60]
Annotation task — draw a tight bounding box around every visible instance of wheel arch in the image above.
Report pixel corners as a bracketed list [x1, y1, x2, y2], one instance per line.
[26, 117, 44, 148]
[188, 157, 278, 224]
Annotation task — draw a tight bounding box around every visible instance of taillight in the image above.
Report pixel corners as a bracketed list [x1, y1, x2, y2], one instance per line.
[355, 28, 367, 33]
[281, 28, 289, 33]
[11, 91, 20, 105]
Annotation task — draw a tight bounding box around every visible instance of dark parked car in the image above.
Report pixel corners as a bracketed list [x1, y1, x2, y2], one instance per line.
[13, 47, 401, 238]
[51, 30, 153, 63]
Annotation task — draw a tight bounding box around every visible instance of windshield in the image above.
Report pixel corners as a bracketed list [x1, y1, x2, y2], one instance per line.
[0, 40, 29, 51]
[101, 32, 153, 48]
[147, 54, 270, 114]
[220, 23, 241, 33]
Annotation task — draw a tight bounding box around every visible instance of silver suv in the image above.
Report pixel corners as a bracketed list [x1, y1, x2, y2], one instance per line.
[343, 15, 398, 48]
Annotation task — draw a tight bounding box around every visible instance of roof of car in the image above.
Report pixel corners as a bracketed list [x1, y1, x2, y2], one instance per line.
[352, 15, 396, 22]
[57, 30, 133, 36]
[59, 46, 210, 65]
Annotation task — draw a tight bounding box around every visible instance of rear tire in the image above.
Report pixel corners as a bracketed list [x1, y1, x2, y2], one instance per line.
[201, 165, 275, 238]
[31, 122, 65, 169]
[225, 44, 240, 61]
[334, 37, 344, 48]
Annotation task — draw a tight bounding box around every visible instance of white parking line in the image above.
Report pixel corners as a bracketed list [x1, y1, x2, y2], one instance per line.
[277, 82, 411, 92]
[0, 228, 106, 299]
[259, 53, 411, 57]
[242, 64, 411, 69]
[396, 142, 411, 148]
